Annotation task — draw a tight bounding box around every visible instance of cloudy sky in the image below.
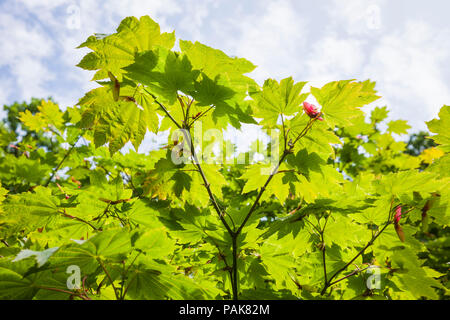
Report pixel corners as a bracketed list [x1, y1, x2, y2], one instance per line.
[1, 0, 449, 151]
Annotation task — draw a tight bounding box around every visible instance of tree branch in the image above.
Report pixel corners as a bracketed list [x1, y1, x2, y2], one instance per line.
[320, 221, 392, 295]
[97, 258, 120, 300]
[328, 266, 370, 287]
[144, 88, 182, 129]
[180, 126, 234, 236]
[235, 118, 317, 235]
[44, 135, 82, 187]
[60, 209, 99, 231]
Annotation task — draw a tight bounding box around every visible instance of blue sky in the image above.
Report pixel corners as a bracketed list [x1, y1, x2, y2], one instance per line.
[1, 0, 449, 152]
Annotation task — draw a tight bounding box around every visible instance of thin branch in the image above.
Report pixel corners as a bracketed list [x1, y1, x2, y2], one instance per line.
[189, 105, 214, 126]
[320, 221, 392, 295]
[281, 113, 287, 151]
[303, 217, 321, 236]
[121, 273, 137, 300]
[37, 286, 91, 300]
[235, 151, 287, 235]
[316, 213, 330, 287]
[232, 236, 238, 300]
[60, 209, 99, 231]
[177, 96, 186, 121]
[97, 258, 120, 300]
[143, 88, 182, 129]
[328, 266, 370, 287]
[321, 239, 327, 285]
[44, 135, 82, 187]
[288, 200, 303, 215]
[180, 127, 234, 236]
[235, 118, 317, 235]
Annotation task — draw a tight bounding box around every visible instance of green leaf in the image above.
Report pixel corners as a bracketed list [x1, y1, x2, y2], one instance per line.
[250, 77, 308, 126]
[387, 120, 411, 135]
[77, 86, 159, 155]
[49, 229, 131, 273]
[260, 237, 296, 291]
[19, 100, 64, 132]
[125, 262, 218, 299]
[426, 105, 450, 152]
[134, 228, 175, 258]
[124, 48, 199, 104]
[77, 16, 175, 80]
[311, 80, 380, 128]
[0, 259, 40, 299]
[2, 186, 59, 217]
[370, 106, 389, 124]
[180, 40, 257, 129]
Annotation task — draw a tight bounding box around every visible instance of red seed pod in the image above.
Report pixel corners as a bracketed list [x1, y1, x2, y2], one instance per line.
[394, 206, 405, 242]
[394, 223, 405, 242]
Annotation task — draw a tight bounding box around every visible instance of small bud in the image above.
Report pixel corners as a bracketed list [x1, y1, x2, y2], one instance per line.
[303, 102, 324, 121]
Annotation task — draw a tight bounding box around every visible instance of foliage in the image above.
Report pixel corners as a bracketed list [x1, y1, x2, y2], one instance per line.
[0, 15, 449, 300]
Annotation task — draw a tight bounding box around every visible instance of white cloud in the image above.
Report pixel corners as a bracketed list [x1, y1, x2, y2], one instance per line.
[327, 0, 387, 36]
[363, 20, 450, 129]
[177, 0, 216, 41]
[1, 0, 449, 140]
[0, 9, 55, 101]
[216, 0, 308, 84]
[305, 36, 366, 82]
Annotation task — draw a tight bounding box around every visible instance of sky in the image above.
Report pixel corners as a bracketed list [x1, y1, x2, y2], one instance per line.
[0, 0, 449, 153]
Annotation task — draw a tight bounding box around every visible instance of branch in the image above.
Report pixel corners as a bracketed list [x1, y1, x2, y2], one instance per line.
[236, 154, 286, 235]
[235, 118, 317, 235]
[97, 258, 120, 300]
[232, 236, 238, 300]
[37, 286, 91, 300]
[281, 113, 287, 151]
[180, 126, 234, 236]
[328, 265, 370, 287]
[151, 93, 234, 236]
[189, 105, 214, 126]
[320, 221, 392, 295]
[44, 135, 82, 187]
[60, 209, 99, 231]
[144, 88, 182, 129]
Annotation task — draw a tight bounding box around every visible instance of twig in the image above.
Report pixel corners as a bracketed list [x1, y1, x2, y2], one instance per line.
[44, 136, 82, 187]
[236, 118, 316, 235]
[320, 221, 392, 295]
[189, 105, 214, 126]
[37, 286, 91, 300]
[143, 88, 182, 129]
[60, 209, 99, 231]
[328, 266, 370, 287]
[97, 258, 120, 300]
